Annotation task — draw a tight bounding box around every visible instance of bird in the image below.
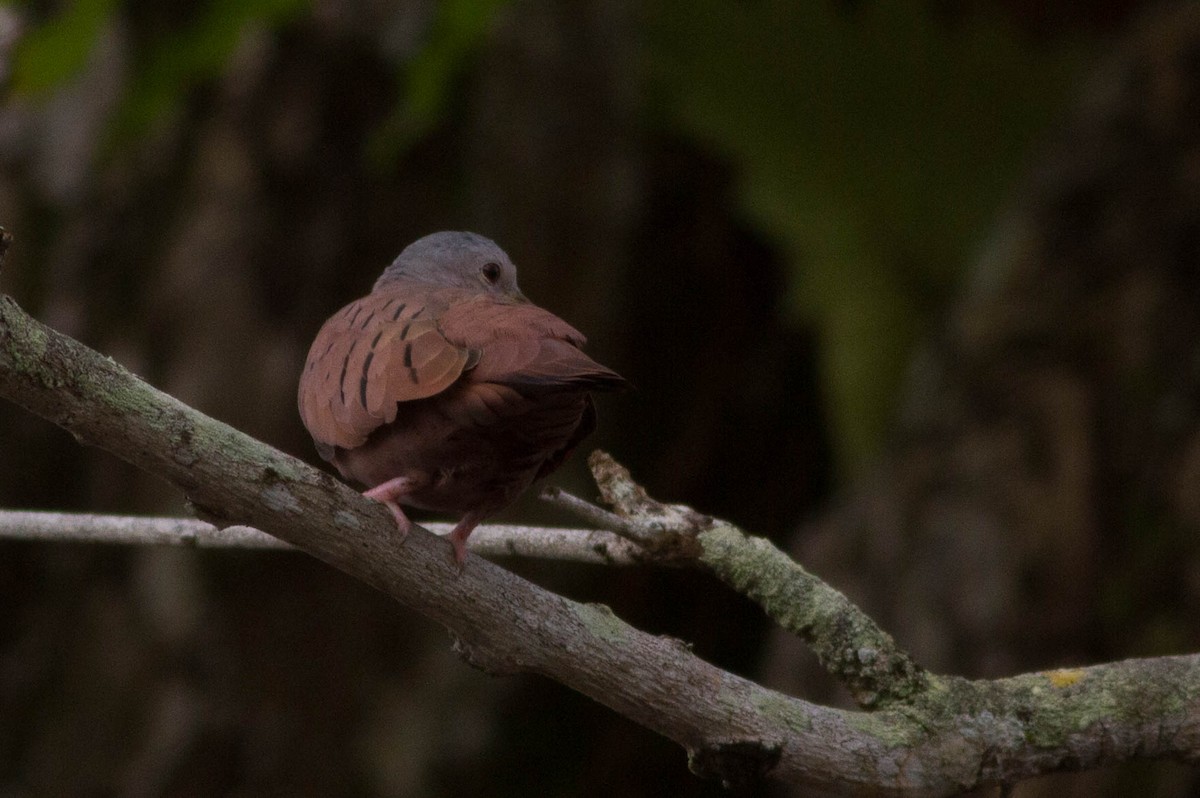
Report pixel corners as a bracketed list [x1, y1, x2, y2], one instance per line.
[297, 231, 627, 565]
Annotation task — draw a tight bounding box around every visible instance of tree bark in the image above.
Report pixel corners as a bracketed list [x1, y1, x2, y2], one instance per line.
[3, 281, 1200, 794]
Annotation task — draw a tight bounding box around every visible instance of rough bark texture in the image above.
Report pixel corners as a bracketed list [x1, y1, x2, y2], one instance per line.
[3, 2, 1199, 794]
[0, 4, 805, 792]
[3, 292, 1200, 795]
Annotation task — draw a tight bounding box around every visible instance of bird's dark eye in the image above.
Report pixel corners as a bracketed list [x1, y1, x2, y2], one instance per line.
[481, 262, 502, 284]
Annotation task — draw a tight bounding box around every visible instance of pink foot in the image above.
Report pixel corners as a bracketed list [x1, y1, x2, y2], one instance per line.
[447, 512, 484, 568]
[364, 477, 418, 541]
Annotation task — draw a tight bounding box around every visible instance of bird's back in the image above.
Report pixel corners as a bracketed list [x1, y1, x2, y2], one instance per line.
[299, 280, 626, 515]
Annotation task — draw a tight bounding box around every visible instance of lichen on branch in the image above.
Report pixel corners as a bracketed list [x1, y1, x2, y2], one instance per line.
[2, 289, 1200, 796]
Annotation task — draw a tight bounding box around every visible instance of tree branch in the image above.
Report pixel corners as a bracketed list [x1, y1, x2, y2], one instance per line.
[0, 509, 645, 564]
[546, 455, 928, 708]
[2, 291, 1199, 794]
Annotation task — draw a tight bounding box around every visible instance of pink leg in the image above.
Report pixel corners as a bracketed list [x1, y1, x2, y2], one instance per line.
[447, 512, 485, 567]
[363, 477, 419, 540]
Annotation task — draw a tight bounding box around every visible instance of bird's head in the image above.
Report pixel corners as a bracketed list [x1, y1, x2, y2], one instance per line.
[376, 231, 528, 302]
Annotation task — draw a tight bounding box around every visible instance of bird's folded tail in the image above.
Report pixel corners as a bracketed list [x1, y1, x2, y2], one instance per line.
[471, 338, 629, 395]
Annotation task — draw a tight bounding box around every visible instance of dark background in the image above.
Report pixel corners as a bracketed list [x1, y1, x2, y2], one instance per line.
[1, 1, 1198, 795]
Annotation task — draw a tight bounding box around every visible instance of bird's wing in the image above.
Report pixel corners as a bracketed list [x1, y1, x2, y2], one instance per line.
[413, 299, 627, 437]
[438, 299, 628, 394]
[297, 286, 473, 451]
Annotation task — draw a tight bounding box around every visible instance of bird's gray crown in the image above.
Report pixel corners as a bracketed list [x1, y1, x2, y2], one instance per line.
[375, 231, 522, 298]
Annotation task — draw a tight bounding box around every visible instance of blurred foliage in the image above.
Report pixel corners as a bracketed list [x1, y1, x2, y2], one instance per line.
[3, 1, 1197, 795]
[9, 0, 1091, 474]
[646, 0, 1090, 472]
[12, 0, 509, 167]
[112, 0, 309, 142]
[11, 0, 117, 94]
[369, 0, 509, 167]
[12, 0, 310, 144]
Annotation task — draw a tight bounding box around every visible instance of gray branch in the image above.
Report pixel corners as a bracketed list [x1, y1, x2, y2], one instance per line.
[0, 509, 644, 564]
[545, 455, 928, 709]
[2, 291, 1199, 795]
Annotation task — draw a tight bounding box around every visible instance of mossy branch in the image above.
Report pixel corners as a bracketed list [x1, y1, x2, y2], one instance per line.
[2, 290, 1199, 795]
[546, 451, 928, 708]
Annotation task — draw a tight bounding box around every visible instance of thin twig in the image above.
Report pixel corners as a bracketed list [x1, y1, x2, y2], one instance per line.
[0, 509, 290, 549]
[560, 452, 929, 707]
[539, 486, 647, 539]
[5, 290, 1200, 793]
[0, 508, 645, 565]
[540, 466, 708, 560]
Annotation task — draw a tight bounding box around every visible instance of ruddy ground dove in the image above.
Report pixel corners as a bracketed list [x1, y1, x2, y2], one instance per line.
[298, 231, 627, 564]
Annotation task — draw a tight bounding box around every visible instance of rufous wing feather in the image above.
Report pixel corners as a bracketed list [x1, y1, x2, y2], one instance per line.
[439, 300, 628, 394]
[298, 288, 472, 451]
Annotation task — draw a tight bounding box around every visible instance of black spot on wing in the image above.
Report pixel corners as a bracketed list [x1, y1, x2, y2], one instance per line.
[402, 343, 419, 383]
[339, 340, 358, 405]
[391, 303, 408, 321]
[360, 351, 375, 408]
